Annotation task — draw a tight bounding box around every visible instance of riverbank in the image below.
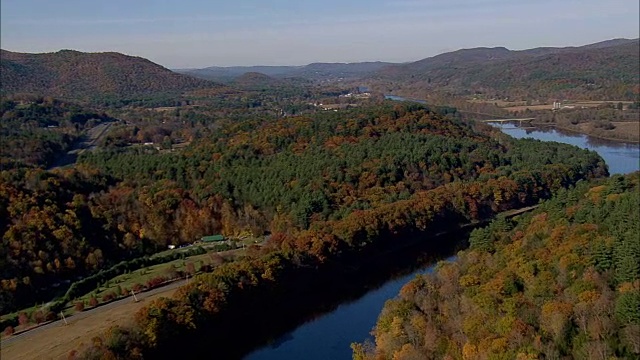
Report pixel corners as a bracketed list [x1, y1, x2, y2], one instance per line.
[529, 121, 640, 144]
[382, 93, 640, 144]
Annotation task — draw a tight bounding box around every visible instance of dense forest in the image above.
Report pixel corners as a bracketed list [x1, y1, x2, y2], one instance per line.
[354, 173, 639, 359]
[58, 102, 610, 358]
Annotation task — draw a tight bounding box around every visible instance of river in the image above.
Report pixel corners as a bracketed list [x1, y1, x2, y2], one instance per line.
[489, 123, 639, 175]
[245, 98, 640, 360]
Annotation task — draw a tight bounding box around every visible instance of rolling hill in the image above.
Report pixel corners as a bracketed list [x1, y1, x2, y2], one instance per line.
[178, 61, 396, 82]
[0, 49, 217, 101]
[369, 38, 640, 100]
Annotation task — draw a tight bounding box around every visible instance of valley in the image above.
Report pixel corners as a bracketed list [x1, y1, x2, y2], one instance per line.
[0, 36, 638, 360]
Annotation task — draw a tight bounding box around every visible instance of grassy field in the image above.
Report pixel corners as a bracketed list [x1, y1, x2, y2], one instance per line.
[468, 99, 634, 113]
[0, 244, 259, 358]
[0, 239, 261, 334]
[1, 285, 182, 360]
[71, 253, 213, 305]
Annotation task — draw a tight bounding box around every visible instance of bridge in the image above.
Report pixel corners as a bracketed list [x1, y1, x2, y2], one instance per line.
[479, 118, 535, 123]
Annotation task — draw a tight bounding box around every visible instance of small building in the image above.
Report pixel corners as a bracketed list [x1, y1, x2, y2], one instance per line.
[201, 234, 225, 243]
[167, 245, 176, 249]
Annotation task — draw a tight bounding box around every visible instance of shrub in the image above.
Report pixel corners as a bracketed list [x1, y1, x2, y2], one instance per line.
[18, 312, 29, 326]
[32, 310, 45, 324]
[75, 301, 85, 312]
[146, 276, 167, 289]
[102, 291, 117, 302]
[4, 326, 14, 336]
[89, 297, 99, 307]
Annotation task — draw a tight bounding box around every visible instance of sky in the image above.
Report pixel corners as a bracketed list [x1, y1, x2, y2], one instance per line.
[1, 0, 639, 68]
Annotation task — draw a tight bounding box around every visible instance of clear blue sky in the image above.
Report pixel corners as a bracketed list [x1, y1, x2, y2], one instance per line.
[1, 0, 638, 68]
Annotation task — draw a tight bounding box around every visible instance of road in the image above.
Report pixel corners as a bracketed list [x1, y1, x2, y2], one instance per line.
[1, 278, 186, 348]
[479, 118, 536, 123]
[48, 122, 113, 169]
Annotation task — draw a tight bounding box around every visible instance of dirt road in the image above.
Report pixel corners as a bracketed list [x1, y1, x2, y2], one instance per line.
[1, 279, 185, 360]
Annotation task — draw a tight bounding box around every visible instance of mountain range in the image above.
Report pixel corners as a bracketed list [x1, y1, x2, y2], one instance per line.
[1, 38, 638, 102]
[176, 61, 395, 83]
[368, 38, 639, 100]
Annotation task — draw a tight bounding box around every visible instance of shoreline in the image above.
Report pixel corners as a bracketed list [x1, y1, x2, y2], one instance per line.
[530, 122, 640, 144]
[381, 93, 639, 145]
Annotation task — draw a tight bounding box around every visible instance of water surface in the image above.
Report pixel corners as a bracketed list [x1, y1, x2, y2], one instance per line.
[492, 123, 639, 175]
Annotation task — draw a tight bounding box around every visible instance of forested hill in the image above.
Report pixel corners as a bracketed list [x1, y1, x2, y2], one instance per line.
[68, 103, 608, 358]
[369, 38, 640, 100]
[356, 172, 640, 359]
[0, 49, 217, 102]
[178, 61, 395, 82]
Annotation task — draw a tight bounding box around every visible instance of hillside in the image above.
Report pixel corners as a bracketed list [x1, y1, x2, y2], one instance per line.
[179, 61, 396, 82]
[0, 50, 216, 102]
[370, 38, 640, 100]
[355, 173, 640, 359]
[231, 72, 284, 89]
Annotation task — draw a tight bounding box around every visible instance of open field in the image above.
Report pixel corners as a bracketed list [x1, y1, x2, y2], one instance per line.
[71, 252, 215, 305]
[1, 281, 184, 360]
[0, 245, 257, 359]
[468, 99, 634, 113]
[575, 121, 640, 142]
[0, 244, 252, 339]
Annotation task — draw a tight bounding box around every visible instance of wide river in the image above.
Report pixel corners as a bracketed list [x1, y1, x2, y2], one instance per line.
[245, 101, 640, 360]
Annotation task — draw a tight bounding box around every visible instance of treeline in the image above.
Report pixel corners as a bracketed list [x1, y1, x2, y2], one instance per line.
[355, 173, 639, 359]
[69, 105, 607, 359]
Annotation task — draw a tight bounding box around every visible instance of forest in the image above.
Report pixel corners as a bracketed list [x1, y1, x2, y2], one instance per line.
[354, 172, 639, 359]
[14, 101, 601, 359]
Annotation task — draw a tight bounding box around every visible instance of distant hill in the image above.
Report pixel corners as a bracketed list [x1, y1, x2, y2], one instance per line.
[178, 61, 396, 82]
[0, 49, 217, 101]
[370, 38, 640, 100]
[178, 66, 298, 82]
[231, 72, 284, 89]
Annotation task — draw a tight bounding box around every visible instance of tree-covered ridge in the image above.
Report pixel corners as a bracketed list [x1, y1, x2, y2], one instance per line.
[0, 96, 114, 168]
[79, 103, 607, 230]
[0, 49, 218, 102]
[370, 39, 640, 101]
[357, 173, 640, 360]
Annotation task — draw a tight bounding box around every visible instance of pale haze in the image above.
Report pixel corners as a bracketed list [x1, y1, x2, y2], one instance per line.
[1, 0, 638, 68]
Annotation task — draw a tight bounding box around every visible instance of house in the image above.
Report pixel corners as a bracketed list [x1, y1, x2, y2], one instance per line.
[201, 234, 225, 243]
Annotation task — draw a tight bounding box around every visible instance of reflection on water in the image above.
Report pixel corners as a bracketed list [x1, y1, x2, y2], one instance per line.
[245, 256, 451, 360]
[491, 122, 639, 175]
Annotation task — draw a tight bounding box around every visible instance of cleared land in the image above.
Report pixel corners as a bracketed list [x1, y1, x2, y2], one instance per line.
[0, 244, 260, 359]
[1, 281, 183, 360]
[468, 99, 634, 113]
